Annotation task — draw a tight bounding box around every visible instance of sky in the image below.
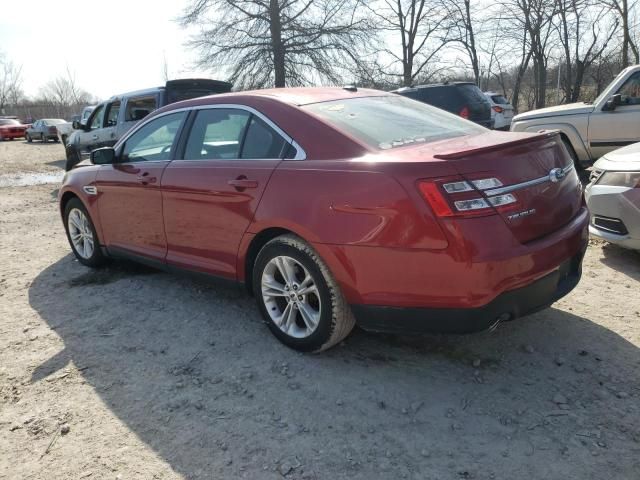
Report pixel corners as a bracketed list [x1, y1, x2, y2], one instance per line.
[0, 0, 206, 100]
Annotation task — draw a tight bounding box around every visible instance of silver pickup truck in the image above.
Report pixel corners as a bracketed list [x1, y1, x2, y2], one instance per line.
[511, 65, 640, 167]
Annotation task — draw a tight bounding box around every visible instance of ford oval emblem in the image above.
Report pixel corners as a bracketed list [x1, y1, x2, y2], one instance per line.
[549, 167, 566, 183]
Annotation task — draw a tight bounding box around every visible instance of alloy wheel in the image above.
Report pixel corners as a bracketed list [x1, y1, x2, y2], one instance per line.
[67, 208, 95, 259]
[261, 255, 321, 338]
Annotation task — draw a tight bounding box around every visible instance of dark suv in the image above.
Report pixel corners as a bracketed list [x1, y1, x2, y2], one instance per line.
[65, 79, 232, 170]
[392, 82, 493, 128]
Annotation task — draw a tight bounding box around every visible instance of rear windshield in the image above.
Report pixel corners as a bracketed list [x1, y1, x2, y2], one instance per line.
[304, 95, 485, 150]
[43, 119, 65, 125]
[456, 84, 488, 103]
[0, 119, 19, 126]
[491, 95, 509, 104]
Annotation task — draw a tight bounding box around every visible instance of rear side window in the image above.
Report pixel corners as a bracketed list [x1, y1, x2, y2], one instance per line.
[184, 109, 288, 160]
[122, 112, 186, 162]
[125, 96, 157, 122]
[305, 96, 484, 150]
[184, 109, 250, 160]
[491, 95, 509, 104]
[456, 84, 488, 103]
[241, 116, 287, 159]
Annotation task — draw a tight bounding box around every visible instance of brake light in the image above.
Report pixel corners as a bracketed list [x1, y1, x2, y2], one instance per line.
[48, 126, 57, 134]
[492, 106, 504, 113]
[459, 106, 470, 119]
[417, 177, 518, 217]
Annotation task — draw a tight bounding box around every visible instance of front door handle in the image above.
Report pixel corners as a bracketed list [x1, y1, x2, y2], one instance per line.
[137, 172, 156, 185]
[228, 176, 258, 190]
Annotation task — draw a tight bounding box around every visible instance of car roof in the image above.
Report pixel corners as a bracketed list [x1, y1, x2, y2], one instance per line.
[394, 82, 476, 92]
[182, 87, 391, 107]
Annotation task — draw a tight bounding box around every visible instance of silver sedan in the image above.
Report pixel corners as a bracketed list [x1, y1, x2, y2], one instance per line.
[585, 142, 640, 250]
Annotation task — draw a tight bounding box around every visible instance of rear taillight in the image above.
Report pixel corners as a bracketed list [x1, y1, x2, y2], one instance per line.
[417, 177, 518, 217]
[459, 106, 470, 119]
[492, 106, 504, 113]
[48, 126, 57, 133]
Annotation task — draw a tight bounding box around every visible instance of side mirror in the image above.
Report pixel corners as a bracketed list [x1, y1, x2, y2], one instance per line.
[603, 94, 623, 111]
[72, 120, 85, 130]
[91, 147, 116, 165]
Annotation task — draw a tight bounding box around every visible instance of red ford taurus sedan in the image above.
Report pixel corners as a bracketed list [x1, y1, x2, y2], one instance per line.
[58, 87, 588, 352]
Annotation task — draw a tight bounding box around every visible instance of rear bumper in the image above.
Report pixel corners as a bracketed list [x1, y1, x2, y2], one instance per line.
[352, 249, 585, 334]
[0, 131, 25, 139]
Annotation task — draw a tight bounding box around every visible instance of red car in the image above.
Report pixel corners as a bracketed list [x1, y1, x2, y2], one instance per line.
[0, 118, 28, 140]
[58, 88, 588, 352]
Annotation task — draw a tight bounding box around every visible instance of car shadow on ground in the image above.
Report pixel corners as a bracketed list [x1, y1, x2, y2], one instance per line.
[45, 159, 66, 170]
[28, 255, 640, 479]
[599, 243, 640, 281]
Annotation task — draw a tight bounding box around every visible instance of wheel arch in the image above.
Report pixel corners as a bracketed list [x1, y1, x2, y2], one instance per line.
[520, 123, 590, 163]
[241, 227, 296, 296]
[239, 225, 360, 303]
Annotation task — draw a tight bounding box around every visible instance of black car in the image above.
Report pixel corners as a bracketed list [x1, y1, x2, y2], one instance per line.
[65, 79, 232, 170]
[392, 82, 493, 128]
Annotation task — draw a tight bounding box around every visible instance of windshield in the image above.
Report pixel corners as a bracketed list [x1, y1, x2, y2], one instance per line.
[304, 95, 485, 150]
[0, 119, 20, 126]
[43, 119, 66, 125]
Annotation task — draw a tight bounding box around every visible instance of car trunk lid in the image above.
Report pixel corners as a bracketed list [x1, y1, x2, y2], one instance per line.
[434, 132, 583, 243]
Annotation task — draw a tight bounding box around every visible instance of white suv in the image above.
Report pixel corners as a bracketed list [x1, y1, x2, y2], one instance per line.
[511, 65, 640, 167]
[484, 92, 514, 130]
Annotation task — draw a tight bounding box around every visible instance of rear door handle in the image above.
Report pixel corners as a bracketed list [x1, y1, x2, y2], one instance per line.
[228, 178, 258, 190]
[92, 134, 99, 140]
[137, 172, 156, 185]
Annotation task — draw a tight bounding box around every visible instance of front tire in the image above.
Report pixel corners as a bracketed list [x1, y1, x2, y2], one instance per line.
[253, 234, 355, 352]
[26, 133, 32, 143]
[63, 198, 106, 268]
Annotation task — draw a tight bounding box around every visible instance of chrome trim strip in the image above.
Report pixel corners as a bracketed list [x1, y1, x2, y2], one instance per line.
[115, 103, 307, 161]
[485, 164, 574, 196]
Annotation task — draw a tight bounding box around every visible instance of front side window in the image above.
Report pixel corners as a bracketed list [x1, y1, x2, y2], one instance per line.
[305, 95, 485, 150]
[122, 112, 186, 163]
[616, 72, 640, 105]
[88, 105, 105, 130]
[184, 109, 250, 160]
[125, 96, 157, 122]
[106, 101, 121, 127]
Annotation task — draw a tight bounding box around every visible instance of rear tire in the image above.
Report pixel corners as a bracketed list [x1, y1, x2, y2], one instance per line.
[253, 234, 355, 352]
[63, 198, 106, 268]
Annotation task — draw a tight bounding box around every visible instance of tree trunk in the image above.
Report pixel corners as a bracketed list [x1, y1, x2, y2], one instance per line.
[464, 0, 480, 84]
[269, 0, 286, 87]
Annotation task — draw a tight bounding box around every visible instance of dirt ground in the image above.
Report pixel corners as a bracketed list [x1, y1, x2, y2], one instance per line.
[1, 139, 639, 480]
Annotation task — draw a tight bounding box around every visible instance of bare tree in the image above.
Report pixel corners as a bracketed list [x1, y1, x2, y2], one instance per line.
[366, 0, 449, 87]
[179, 0, 374, 89]
[161, 51, 170, 82]
[606, 0, 639, 66]
[555, 0, 619, 102]
[40, 67, 93, 107]
[0, 53, 23, 114]
[443, 0, 480, 84]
